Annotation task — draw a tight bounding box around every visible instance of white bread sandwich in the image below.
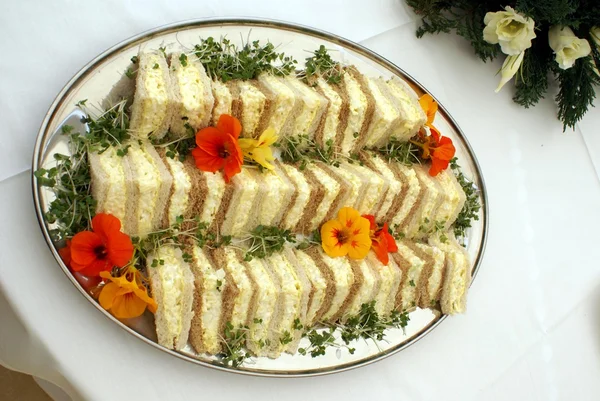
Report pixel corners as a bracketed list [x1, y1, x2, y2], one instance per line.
[262, 252, 302, 358]
[292, 248, 327, 327]
[89, 147, 129, 226]
[429, 233, 471, 315]
[339, 67, 372, 154]
[168, 52, 214, 138]
[147, 245, 195, 351]
[129, 51, 174, 140]
[123, 142, 173, 237]
[385, 76, 427, 142]
[188, 245, 227, 355]
[243, 256, 278, 356]
[257, 74, 298, 138]
[283, 76, 329, 144]
[211, 78, 233, 124]
[363, 76, 402, 148]
[312, 77, 350, 150]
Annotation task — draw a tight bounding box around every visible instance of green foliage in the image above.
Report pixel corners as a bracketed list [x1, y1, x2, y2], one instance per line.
[193, 36, 297, 82]
[406, 0, 499, 61]
[219, 322, 251, 367]
[35, 100, 131, 242]
[450, 158, 481, 240]
[302, 45, 343, 85]
[512, 35, 552, 108]
[378, 138, 422, 166]
[555, 51, 600, 131]
[407, 0, 600, 129]
[241, 225, 296, 261]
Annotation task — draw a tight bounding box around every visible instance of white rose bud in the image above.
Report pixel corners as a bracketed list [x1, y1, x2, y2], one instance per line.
[495, 51, 525, 93]
[548, 26, 591, 70]
[483, 6, 536, 55]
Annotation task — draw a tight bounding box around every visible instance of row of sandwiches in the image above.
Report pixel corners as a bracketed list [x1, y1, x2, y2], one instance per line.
[128, 50, 427, 154]
[147, 232, 471, 357]
[89, 141, 466, 239]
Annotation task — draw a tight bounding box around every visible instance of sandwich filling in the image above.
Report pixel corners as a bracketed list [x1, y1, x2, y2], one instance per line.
[128, 145, 161, 236]
[165, 157, 192, 226]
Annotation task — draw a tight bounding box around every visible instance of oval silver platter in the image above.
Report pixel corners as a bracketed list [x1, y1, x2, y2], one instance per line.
[32, 18, 488, 377]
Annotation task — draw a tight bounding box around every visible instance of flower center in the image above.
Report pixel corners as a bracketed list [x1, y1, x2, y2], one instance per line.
[335, 229, 349, 245]
[218, 145, 230, 159]
[94, 245, 108, 260]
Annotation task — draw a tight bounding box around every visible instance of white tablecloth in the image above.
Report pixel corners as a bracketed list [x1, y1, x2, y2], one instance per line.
[1, 1, 599, 400]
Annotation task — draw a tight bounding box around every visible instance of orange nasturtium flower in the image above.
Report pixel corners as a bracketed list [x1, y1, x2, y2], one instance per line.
[421, 127, 456, 176]
[362, 215, 398, 265]
[416, 93, 456, 176]
[238, 127, 278, 170]
[321, 207, 372, 259]
[419, 93, 438, 128]
[191, 114, 243, 183]
[99, 267, 157, 319]
[69, 214, 134, 277]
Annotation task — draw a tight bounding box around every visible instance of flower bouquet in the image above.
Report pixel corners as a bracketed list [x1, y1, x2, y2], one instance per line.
[406, 0, 600, 130]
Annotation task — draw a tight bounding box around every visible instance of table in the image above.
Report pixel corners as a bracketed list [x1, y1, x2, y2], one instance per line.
[1, 1, 600, 400]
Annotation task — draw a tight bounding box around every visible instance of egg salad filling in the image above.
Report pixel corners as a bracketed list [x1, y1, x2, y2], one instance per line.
[341, 72, 367, 153]
[280, 163, 310, 230]
[364, 77, 398, 147]
[285, 76, 322, 141]
[200, 171, 226, 226]
[409, 169, 443, 237]
[154, 247, 184, 340]
[370, 157, 403, 220]
[258, 74, 295, 134]
[397, 243, 425, 312]
[229, 169, 259, 235]
[368, 254, 394, 317]
[138, 54, 169, 136]
[432, 171, 457, 227]
[239, 81, 266, 137]
[308, 165, 340, 230]
[350, 163, 385, 215]
[175, 59, 205, 130]
[391, 166, 420, 229]
[294, 250, 326, 326]
[224, 248, 254, 328]
[128, 145, 161, 236]
[267, 253, 301, 352]
[346, 260, 377, 317]
[258, 169, 287, 226]
[334, 164, 363, 210]
[386, 78, 424, 141]
[417, 244, 445, 303]
[97, 147, 127, 223]
[316, 77, 342, 145]
[192, 246, 224, 354]
[447, 251, 468, 314]
[165, 157, 191, 226]
[320, 254, 354, 321]
[245, 258, 277, 353]
[212, 79, 232, 123]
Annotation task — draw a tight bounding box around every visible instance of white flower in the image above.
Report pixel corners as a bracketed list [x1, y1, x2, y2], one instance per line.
[548, 26, 591, 70]
[495, 52, 525, 93]
[483, 6, 536, 55]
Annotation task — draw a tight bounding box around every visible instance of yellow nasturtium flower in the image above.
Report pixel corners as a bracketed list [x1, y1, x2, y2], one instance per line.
[238, 128, 278, 170]
[321, 207, 372, 259]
